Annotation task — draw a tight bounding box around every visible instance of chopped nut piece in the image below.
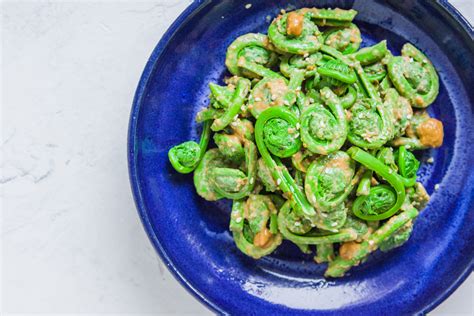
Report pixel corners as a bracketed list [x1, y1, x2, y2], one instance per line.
[417, 118, 444, 148]
[339, 241, 362, 260]
[286, 12, 304, 37]
[253, 228, 272, 248]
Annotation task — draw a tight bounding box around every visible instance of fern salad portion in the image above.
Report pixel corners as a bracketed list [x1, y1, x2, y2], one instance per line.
[167, 7, 443, 278]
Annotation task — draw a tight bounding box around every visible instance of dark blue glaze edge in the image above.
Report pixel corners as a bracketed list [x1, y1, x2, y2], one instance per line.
[127, 1, 473, 314]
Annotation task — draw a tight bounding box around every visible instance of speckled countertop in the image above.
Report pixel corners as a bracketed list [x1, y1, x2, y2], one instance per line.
[2, 1, 472, 314]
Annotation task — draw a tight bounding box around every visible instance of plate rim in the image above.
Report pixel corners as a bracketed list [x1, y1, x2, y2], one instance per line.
[127, 0, 474, 314]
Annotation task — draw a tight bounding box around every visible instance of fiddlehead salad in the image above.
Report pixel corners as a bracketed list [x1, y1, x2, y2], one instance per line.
[168, 7, 444, 277]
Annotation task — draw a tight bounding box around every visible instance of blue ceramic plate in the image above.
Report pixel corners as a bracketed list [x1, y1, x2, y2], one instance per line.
[129, 1, 474, 314]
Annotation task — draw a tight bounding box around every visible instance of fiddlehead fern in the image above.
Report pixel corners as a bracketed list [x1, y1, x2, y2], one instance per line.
[304, 151, 355, 212]
[377, 147, 398, 172]
[309, 58, 358, 109]
[314, 243, 335, 263]
[278, 201, 368, 244]
[363, 62, 387, 83]
[230, 197, 282, 259]
[213, 132, 245, 164]
[303, 8, 357, 27]
[196, 107, 223, 123]
[259, 107, 301, 158]
[313, 203, 348, 232]
[339, 85, 358, 109]
[373, 146, 418, 187]
[323, 23, 361, 54]
[168, 120, 211, 174]
[247, 69, 304, 118]
[209, 140, 257, 199]
[383, 88, 413, 138]
[391, 111, 444, 149]
[348, 147, 406, 221]
[317, 59, 357, 86]
[406, 182, 430, 210]
[230, 118, 255, 142]
[350, 40, 388, 65]
[257, 158, 278, 192]
[347, 98, 394, 149]
[226, 33, 278, 78]
[356, 167, 372, 197]
[209, 82, 234, 108]
[280, 52, 323, 78]
[379, 220, 413, 252]
[320, 44, 383, 104]
[395, 146, 420, 186]
[268, 10, 323, 55]
[291, 149, 314, 172]
[211, 77, 251, 131]
[325, 207, 418, 277]
[194, 121, 257, 201]
[300, 87, 348, 154]
[387, 43, 439, 108]
[193, 149, 226, 201]
[213, 118, 255, 165]
[353, 184, 397, 220]
[255, 107, 317, 222]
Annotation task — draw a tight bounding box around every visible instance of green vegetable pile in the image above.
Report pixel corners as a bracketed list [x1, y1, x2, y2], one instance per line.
[168, 7, 444, 277]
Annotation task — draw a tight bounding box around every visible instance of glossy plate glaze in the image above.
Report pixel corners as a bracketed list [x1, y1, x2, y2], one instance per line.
[128, 0, 474, 314]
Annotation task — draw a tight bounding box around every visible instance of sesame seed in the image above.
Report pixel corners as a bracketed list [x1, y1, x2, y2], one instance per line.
[236, 217, 242, 223]
[427, 157, 434, 163]
[296, 123, 300, 129]
[245, 3, 252, 9]
[435, 184, 440, 190]
[368, 240, 374, 246]
[277, 178, 282, 185]
[255, 97, 262, 102]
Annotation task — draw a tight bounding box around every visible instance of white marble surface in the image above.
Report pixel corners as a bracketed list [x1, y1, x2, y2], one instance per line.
[1, 1, 472, 314]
